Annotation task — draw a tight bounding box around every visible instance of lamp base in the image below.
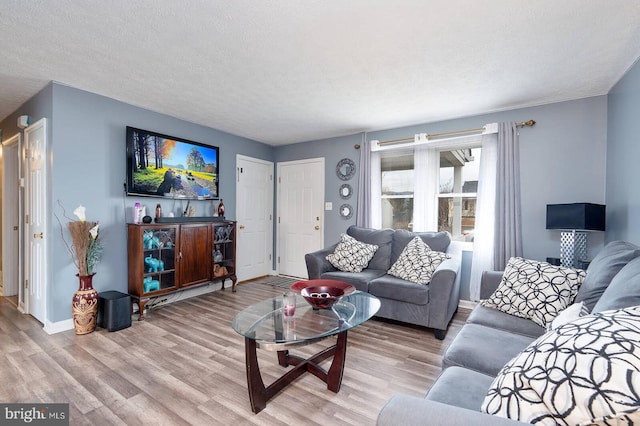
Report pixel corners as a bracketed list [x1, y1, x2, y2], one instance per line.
[560, 231, 587, 268]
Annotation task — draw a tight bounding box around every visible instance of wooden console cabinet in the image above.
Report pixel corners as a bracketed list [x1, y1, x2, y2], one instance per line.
[127, 220, 237, 320]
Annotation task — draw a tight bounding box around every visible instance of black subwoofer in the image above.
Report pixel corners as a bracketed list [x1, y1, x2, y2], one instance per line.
[97, 291, 132, 331]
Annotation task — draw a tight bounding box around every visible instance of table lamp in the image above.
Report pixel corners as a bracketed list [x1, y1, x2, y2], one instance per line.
[546, 203, 606, 268]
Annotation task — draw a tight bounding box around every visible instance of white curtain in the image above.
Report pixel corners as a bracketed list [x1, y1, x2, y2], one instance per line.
[469, 122, 522, 300]
[412, 133, 439, 231]
[469, 131, 497, 300]
[357, 137, 381, 228]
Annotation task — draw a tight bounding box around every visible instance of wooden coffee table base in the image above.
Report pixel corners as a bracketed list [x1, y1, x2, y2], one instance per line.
[245, 331, 348, 414]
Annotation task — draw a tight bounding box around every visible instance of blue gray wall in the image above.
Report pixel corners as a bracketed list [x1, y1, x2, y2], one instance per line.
[276, 96, 608, 262]
[275, 96, 609, 300]
[2, 83, 273, 322]
[606, 58, 640, 243]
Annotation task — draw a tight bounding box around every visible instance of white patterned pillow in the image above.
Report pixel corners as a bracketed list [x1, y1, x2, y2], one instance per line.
[387, 236, 450, 284]
[482, 306, 640, 425]
[547, 301, 589, 332]
[481, 257, 586, 328]
[326, 233, 379, 273]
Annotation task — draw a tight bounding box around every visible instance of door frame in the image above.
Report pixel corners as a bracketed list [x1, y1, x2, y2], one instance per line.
[2, 132, 22, 301]
[276, 157, 325, 277]
[235, 154, 274, 281]
[23, 117, 49, 325]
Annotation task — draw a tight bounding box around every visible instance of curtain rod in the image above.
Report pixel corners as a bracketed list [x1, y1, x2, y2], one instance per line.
[376, 119, 536, 146]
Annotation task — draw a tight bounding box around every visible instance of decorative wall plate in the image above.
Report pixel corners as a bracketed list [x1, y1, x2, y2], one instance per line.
[336, 158, 356, 181]
[339, 204, 353, 219]
[339, 184, 353, 199]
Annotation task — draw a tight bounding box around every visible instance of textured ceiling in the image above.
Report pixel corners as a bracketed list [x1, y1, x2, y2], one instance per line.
[1, 1, 640, 146]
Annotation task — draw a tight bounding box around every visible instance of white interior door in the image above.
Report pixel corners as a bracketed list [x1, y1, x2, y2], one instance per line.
[277, 158, 324, 278]
[236, 155, 274, 282]
[2, 133, 22, 298]
[24, 118, 48, 324]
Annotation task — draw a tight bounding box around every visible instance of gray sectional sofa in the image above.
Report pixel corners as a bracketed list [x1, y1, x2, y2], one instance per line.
[305, 225, 463, 339]
[377, 240, 640, 425]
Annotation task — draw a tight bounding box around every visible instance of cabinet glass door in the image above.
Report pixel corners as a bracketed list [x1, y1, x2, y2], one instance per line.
[142, 227, 177, 294]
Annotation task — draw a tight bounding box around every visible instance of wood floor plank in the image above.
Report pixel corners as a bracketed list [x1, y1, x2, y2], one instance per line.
[0, 278, 470, 425]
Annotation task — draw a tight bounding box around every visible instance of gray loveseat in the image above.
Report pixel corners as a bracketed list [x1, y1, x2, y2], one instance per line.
[305, 225, 462, 339]
[378, 240, 640, 425]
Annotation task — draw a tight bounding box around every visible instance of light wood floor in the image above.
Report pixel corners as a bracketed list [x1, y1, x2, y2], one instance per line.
[0, 280, 470, 425]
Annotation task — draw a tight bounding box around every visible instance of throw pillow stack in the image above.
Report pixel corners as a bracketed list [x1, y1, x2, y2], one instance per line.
[482, 305, 640, 425]
[481, 257, 587, 328]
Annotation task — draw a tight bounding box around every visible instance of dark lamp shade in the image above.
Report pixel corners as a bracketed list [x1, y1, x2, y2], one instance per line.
[546, 203, 606, 231]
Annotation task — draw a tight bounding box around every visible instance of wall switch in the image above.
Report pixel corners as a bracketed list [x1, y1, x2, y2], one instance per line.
[325, 202, 333, 210]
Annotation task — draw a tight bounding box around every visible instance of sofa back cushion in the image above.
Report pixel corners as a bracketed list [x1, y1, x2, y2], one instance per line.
[574, 240, 640, 311]
[592, 256, 640, 313]
[346, 226, 394, 271]
[391, 230, 451, 265]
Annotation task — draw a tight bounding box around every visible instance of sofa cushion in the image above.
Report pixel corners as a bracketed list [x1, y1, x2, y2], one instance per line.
[391, 229, 451, 265]
[326, 233, 378, 273]
[480, 257, 586, 328]
[442, 323, 536, 376]
[574, 240, 640, 311]
[482, 305, 640, 425]
[425, 366, 496, 411]
[387, 236, 450, 284]
[592, 256, 640, 313]
[466, 305, 546, 338]
[346, 226, 394, 271]
[369, 274, 430, 305]
[320, 269, 387, 292]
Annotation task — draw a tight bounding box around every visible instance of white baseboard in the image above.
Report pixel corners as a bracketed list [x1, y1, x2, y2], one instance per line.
[43, 281, 226, 334]
[43, 318, 74, 335]
[458, 299, 478, 310]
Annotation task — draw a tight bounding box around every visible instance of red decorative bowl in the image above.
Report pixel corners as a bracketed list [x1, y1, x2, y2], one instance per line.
[290, 279, 356, 309]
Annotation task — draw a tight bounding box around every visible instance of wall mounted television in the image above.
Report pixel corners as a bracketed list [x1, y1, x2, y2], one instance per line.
[126, 126, 219, 199]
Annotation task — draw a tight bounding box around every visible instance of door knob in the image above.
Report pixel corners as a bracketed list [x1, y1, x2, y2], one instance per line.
[33, 232, 43, 239]
[314, 226, 320, 230]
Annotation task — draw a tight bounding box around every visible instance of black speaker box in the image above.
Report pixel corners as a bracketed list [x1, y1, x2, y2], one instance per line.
[98, 291, 132, 332]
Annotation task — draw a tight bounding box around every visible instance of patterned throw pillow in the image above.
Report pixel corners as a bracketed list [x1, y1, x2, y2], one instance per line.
[481, 257, 586, 328]
[387, 236, 450, 284]
[326, 233, 379, 273]
[546, 301, 590, 332]
[482, 306, 640, 425]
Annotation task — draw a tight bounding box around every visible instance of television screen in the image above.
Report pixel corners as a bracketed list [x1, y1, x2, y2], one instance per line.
[126, 127, 219, 199]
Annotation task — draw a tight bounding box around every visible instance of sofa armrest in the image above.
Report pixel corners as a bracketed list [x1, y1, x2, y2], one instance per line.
[428, 252, 462, 330]
[377, 396, 529, 426]
[480, 270, 504, 299]
[304, 243, 338, 279]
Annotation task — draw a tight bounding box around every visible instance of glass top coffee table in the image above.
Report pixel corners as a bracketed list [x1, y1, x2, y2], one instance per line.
[232, 289, 380, 413]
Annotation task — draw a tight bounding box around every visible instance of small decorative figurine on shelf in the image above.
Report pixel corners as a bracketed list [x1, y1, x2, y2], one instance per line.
[218, 199, 225, 218]
[155, 203, 162, 221]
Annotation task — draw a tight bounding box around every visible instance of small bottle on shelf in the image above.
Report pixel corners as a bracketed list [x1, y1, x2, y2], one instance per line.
[218, 199, 225, 218]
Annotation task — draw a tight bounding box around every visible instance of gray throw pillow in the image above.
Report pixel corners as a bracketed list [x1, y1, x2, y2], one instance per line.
[346, 226, 393, 270]
[574, 241, 640, 311]
[592, 256, 640, 313]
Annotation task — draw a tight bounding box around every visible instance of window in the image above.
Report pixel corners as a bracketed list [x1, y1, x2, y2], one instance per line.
[380, 146, 481, 241]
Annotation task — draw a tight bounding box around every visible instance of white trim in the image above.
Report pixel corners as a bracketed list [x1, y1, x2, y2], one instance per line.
[43, 318, 74, 334]
[458, 299, 478, 311]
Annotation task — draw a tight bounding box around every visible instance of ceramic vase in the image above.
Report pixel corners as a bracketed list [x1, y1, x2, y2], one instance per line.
[72, 274, 99, 335]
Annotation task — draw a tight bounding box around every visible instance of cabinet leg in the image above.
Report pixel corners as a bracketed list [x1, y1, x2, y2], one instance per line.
[231, 274, 238, 292]
[136, 299, 149, 321]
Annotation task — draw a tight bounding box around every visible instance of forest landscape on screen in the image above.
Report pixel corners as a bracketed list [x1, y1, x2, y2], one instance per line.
[126, 126, 219, 199]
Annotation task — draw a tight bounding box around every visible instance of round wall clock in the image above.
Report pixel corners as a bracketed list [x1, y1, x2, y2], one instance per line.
[336, 158, 356, 181]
